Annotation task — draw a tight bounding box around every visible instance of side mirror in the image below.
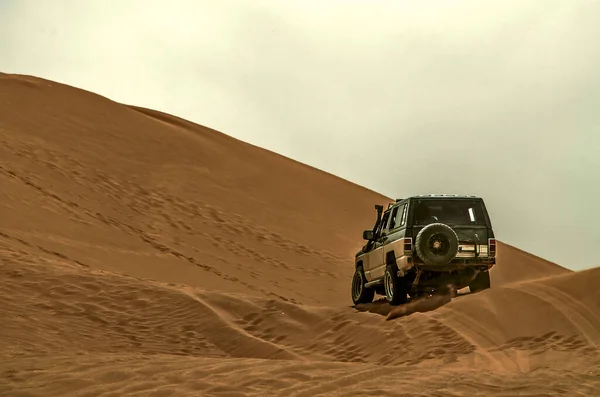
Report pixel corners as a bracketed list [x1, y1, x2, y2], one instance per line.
[362, 230, 374, 240]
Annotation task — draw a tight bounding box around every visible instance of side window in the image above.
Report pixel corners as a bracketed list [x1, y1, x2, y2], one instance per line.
[388, 205, 400, 230]
[400, 204, 408, 226]
[378, 211, 390, 234]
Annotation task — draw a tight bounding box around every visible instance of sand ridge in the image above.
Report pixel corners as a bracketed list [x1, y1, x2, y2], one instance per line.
[1, 73, 599, 396]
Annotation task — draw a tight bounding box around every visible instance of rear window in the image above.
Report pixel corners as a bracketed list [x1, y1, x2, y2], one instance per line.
[412, 199, 487, 226]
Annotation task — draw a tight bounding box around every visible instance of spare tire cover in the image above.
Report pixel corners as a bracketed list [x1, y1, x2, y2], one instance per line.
[415, 223, 459, 266]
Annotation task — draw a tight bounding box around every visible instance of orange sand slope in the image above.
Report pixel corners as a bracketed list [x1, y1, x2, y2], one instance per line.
[491, 241, 572, 287]
[1, 73, 599, 396]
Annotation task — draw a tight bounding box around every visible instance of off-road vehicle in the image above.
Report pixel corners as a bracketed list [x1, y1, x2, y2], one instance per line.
[351, 194, 496, 306]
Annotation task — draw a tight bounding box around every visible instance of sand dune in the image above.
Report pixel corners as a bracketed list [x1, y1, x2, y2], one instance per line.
[1, 73, 599, 396]
[490, 241, 572, 287]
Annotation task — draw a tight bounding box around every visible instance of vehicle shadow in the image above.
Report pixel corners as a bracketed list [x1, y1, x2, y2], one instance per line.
[354, 293, 465, 321]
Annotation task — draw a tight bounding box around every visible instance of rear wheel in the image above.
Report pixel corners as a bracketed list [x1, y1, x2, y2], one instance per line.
[469, 270, 491, 293]
[351, 266, 375, 305]
[384, 265, 409, 305]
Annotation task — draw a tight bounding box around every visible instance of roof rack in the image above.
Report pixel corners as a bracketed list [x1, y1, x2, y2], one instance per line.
[413, 194, 478, 198]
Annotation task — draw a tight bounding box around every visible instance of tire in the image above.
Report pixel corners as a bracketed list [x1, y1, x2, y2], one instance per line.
[351, 266, 375, 305]
[384, 265, 408, 305]
[415, 223, 459, 266]
[469, 270, 491, 293]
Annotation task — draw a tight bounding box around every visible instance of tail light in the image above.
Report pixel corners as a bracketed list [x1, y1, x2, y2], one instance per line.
[488, 238, 496, 256]
[403, 237, 413, 253]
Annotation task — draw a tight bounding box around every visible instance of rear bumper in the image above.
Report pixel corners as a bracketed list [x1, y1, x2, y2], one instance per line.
[399, 254, 495, 272]
[452, 257, 495, 266]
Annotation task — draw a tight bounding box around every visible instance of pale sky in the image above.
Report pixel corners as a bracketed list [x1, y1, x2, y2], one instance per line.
[1, 0, 599, 270]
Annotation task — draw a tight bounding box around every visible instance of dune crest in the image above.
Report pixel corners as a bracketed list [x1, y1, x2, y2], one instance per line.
[1, 73, 598, 396]
[491, 241, 571, 287]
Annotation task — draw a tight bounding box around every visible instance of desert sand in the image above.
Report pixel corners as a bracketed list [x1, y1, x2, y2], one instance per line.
[1, 73, 599, 396]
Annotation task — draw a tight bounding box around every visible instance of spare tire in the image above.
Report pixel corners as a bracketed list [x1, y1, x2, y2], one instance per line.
[415, 223, 459, 266]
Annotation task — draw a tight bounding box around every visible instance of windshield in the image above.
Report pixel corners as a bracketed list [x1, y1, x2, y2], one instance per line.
[412, 199, 487, 226]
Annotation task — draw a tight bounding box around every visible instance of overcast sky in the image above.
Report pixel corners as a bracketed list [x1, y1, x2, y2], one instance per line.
[1, 0, 599, 270]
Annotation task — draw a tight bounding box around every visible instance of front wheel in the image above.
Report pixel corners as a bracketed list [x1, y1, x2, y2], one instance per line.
[351, 266, 375, 305]
[384, 265, 409, 305]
